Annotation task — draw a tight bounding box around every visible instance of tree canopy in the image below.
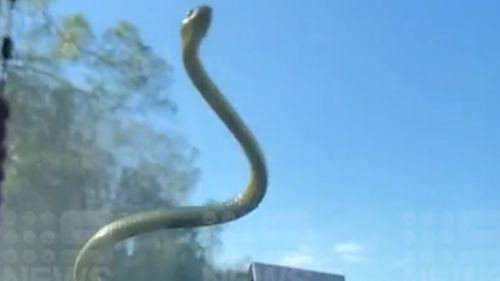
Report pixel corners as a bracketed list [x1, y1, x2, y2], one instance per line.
[0, 1, 249, 280]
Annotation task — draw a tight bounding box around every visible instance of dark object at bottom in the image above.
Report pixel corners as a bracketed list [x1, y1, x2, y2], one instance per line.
[0, 94, 9, 218]
[249, 262, 345, 281]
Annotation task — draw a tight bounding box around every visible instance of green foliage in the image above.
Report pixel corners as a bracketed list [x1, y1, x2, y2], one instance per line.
[55, 14, 93, 60]
[0, 1, 239, 281]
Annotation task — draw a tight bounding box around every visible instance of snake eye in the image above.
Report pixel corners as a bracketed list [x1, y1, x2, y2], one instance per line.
[182, 8, 197, 25]
[185, 8, 195, 18]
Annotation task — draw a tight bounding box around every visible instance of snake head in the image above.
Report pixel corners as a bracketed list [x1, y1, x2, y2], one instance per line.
[181, 5, 212, 47]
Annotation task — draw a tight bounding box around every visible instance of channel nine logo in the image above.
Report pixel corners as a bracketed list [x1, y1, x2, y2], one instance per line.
[1, 210, 112, 281]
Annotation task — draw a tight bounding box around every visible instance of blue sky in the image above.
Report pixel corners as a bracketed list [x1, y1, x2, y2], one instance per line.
[53, 1, 500, 281]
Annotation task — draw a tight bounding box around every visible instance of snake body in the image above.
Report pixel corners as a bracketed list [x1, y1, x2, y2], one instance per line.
[74, 5, 268, 280]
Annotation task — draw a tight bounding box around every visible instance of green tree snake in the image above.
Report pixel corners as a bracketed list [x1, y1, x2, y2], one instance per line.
[73, 5, 268, 281]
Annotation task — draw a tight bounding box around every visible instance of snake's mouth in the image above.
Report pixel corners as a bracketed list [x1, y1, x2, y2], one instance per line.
[181, 5, 212, 44]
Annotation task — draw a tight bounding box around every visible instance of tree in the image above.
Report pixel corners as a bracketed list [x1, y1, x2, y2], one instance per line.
[0, 1, 228, 280]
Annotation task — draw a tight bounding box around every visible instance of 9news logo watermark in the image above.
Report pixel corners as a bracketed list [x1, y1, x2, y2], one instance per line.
[0, 210, 112, 281]
[399, 210, 500, 281]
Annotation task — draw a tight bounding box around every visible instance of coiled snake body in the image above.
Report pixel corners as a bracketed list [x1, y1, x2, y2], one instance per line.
[74, 5, 268, 281]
